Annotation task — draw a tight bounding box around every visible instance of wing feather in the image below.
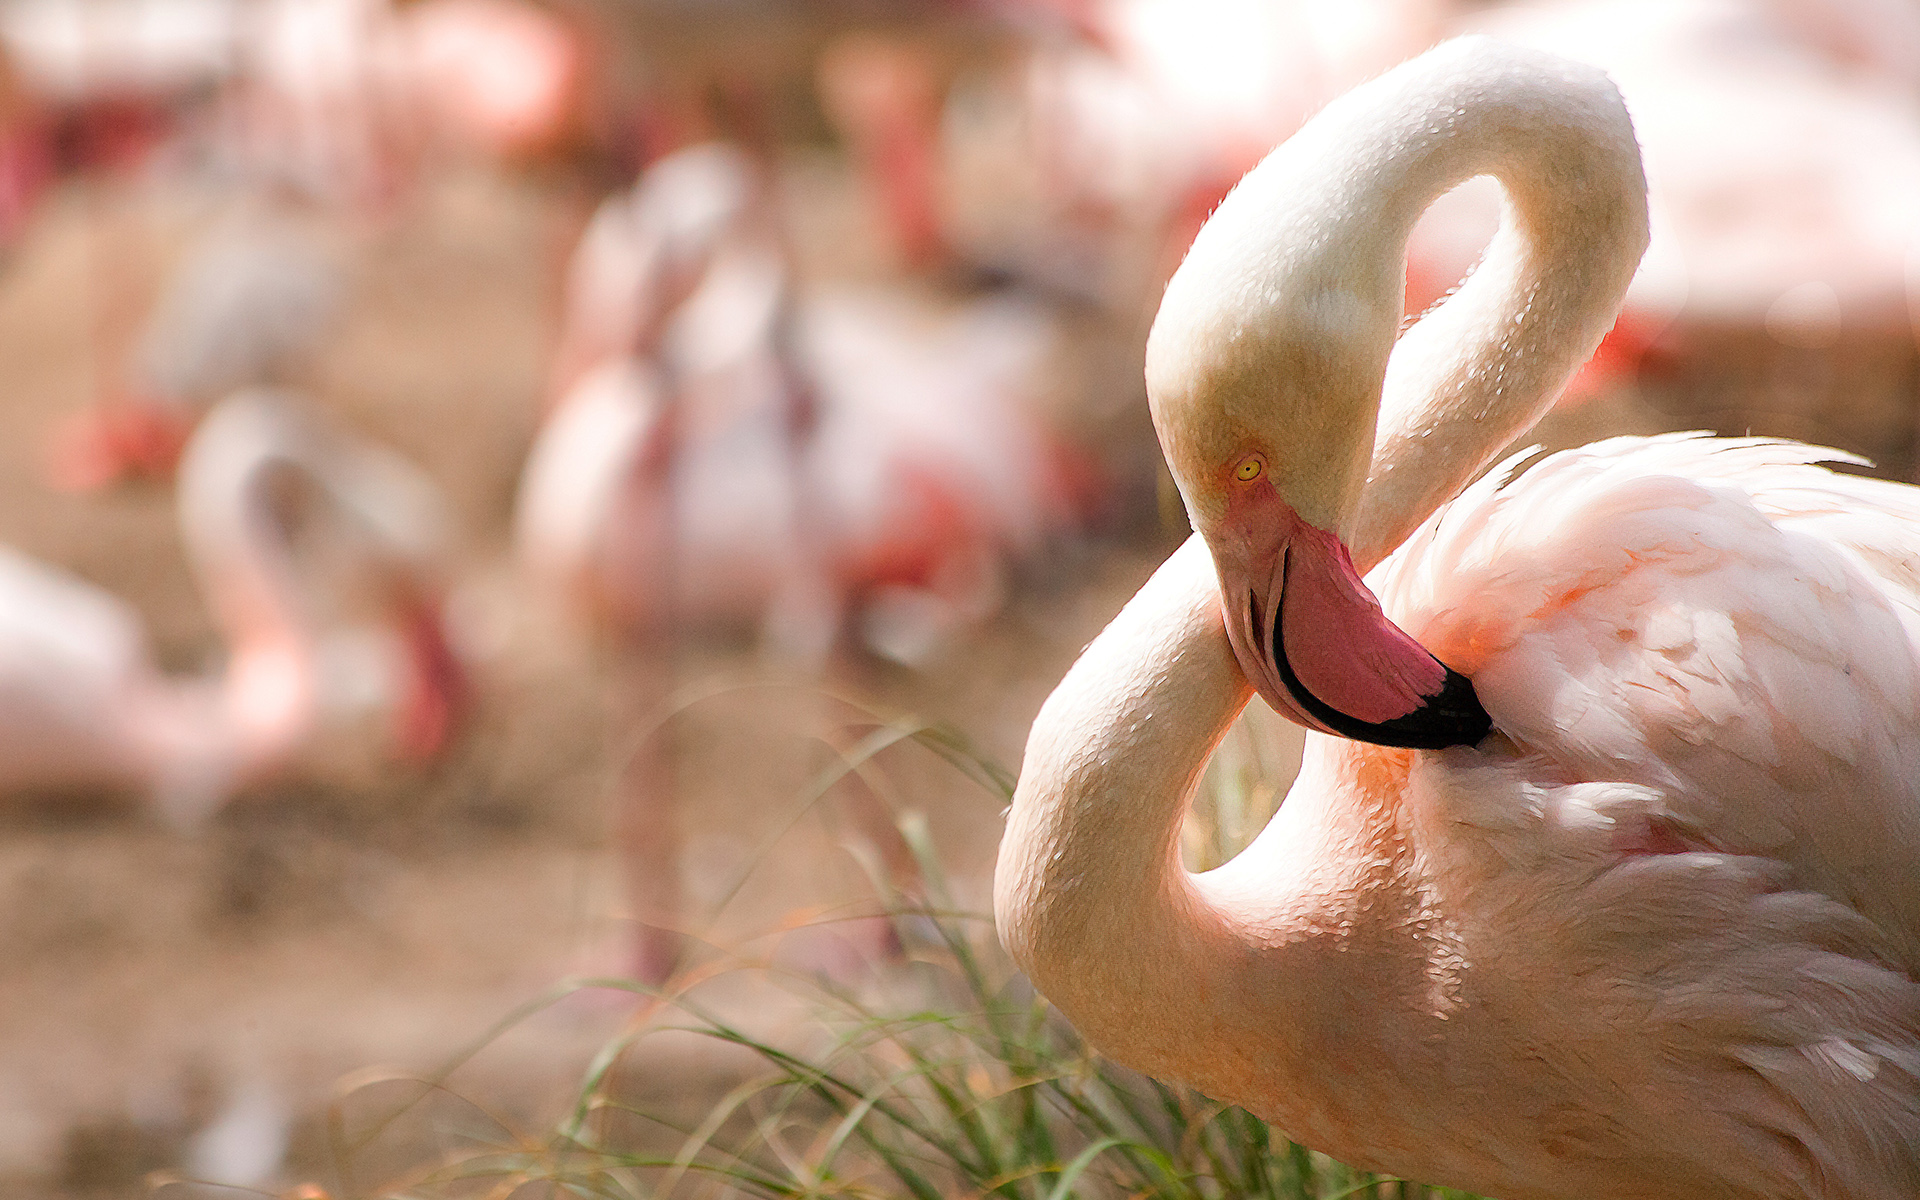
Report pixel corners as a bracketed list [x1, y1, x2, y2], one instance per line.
[1365, 435, 1920, 1188]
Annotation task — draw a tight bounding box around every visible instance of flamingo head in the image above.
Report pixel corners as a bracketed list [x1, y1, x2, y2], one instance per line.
[1162, 441, 1489, 750]
[1144, 156, 1490, 751]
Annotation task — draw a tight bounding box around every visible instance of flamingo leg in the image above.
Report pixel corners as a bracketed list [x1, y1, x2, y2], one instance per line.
[609, 641, 686, 986]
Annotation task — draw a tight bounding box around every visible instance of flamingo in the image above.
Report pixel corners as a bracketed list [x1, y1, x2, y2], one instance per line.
[997, 38, 1920, 1198]
[522, 140, 1077, 667]
[47, 183, 347, 491]
[394, 0, 588, 164]
[521, 140, 1078, 980]
[824, 1, 1451, 306]
[3, 388, 464, 827]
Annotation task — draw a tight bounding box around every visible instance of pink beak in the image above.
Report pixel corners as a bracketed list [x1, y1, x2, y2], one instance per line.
[1212, 484, 1489, 750]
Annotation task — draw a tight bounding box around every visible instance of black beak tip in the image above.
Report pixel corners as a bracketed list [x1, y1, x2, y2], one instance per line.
[1260, 581, 1495, 751]
[1273, 646, 1493, 750]
[1366, 665, 1494, 750]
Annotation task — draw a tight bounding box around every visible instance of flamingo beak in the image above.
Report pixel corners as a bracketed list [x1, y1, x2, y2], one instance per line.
[1211, 488, 1490, 751]
[389, 587, 470, 763]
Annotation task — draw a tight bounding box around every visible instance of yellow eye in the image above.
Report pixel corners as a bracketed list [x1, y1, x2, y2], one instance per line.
[1234, 456, 1265, 482]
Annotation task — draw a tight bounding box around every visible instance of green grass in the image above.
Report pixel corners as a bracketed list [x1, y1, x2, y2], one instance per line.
[328, 713, 1487, 1200]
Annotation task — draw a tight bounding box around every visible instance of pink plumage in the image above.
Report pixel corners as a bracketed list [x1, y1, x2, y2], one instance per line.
[1000, 39, 1920, 1197]
[0, 390, 465, 826]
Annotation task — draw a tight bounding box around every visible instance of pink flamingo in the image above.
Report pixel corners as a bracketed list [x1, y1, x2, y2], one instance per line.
[40, 0, 590, 491]
[48, 184, 346, 491]
[0, 0, 389, 213]
[0, 0, 217, 185]
[522, 141, 1075, 664]
[819, 0, 1447, 302]
[394, 0, 587, 164]
[520, 141, 1077, 980]
[999, 40, 1920, 1197]
[4, 388, 464, 826]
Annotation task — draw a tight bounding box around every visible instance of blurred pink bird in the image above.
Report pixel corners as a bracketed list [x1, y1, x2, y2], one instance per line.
[819, 0, 1445, 302]
[521, 140, 1078, 668]
[4, 389, 465, 826]
[520, 141, 1080, 981]
[1001, 40, 1920, 1197]
[395, 0, 587, 162]
[49, 186, 346, 492]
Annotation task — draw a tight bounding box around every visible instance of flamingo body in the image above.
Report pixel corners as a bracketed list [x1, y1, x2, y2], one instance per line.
[6, 390, 464, 825]
[1339, 434, 1920, 1192]
[135, 201, 345, 410]
[49, 191, 346, 491]
[399, 0, 582, 160]
[0, 546, 185, 794]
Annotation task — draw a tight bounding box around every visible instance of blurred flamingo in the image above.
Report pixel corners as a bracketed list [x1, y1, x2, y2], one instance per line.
[395, 0, 587, 164]
[818, 1, 1447, 303]
[0, 0, 219, 189]
[817, 35, 954, 275]
[48, 184, 347, 491]
[1756, 0, 1920, 89]
[3, 388, 465, 826]
[0, 0, 597, 235]
[38, 0, 601, 490]
[517, 141, 1080, 980]
[524, 140, 1079, 666]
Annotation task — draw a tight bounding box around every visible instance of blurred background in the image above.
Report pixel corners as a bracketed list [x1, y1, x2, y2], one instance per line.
[0, 0, 1917, 1193]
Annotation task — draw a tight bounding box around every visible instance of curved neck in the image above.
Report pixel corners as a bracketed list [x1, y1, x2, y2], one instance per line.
[996, 538, 1252, 1068]
[1340, 40, 1649, 569]
[997, 537, 1440, 1110]
[176, 399, 348, 773]
[1004, 38, 1652, 1123]
[192, 467, 322, 774]
[1148, 38, 1647, 569]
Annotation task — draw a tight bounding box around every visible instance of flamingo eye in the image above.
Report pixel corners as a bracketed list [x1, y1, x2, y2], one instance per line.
[1234, 456, 1265, 483]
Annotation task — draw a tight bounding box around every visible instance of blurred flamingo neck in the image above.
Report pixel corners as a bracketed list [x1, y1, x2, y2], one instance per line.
[178, 446, 325, 773]
[1340, 40, 1650, 570]
[391, 587, 466, 761]
[225, 634, 317, 761]
[209, 542, 320, 772]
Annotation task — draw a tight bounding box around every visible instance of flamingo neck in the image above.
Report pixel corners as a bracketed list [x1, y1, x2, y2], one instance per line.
[179, 456, 322, 782]
[212, 552, 321, 779]
[999, 538, 1423, 1098]
[1148, 39, 1647, 570]
[1340, 40, 1649, 570]
[997, 540, 1249, 1074]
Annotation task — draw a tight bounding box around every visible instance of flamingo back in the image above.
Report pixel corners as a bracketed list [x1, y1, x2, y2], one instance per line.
[1324, 435, 1920, 1193]
[0, 547, 154, 791]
